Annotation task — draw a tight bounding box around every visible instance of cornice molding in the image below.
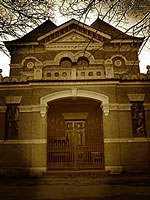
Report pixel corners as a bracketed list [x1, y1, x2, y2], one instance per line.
[0, 139, 46, 144]
[1, 138, 149, 144]
[1, 103, 150, 113]
[45, 43, 103, 51]
[104, 137, 150, 143]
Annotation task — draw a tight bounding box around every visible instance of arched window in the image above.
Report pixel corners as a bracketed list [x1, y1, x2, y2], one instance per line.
[77, 57, 89, 67]
[60, 57, 72, 67]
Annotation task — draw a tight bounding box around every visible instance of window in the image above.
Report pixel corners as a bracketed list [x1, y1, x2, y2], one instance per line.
[131, 102, 146, 137]
[77, 57, 89, 67]
[60, 57, 72, 67]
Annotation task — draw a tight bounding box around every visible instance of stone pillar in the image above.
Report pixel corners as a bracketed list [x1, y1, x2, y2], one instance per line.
[29, 104, 48, 177]
[101, 103, 123, 174]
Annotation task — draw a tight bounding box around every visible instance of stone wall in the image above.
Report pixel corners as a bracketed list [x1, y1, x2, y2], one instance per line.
[0, 82, 150, 175]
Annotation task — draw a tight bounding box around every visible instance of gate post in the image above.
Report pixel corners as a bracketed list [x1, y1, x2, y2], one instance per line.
[34, 105, 48, 175]
[101, 104, 123, 174]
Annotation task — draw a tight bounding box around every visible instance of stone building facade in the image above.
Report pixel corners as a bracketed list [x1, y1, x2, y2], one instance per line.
[0, 19, 150, 175]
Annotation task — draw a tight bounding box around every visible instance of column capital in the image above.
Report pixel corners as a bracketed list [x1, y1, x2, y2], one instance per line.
[40, 105, 48, 118]
[5, 96, 22, 104]
[101, 103, 110, 116]
[128, 94, 145, 102]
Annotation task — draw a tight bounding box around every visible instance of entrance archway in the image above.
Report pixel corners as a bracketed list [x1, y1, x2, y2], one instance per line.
[47, 98, 104, 170]
[40, 89, 109, 170]
[40, 89, 110, 117]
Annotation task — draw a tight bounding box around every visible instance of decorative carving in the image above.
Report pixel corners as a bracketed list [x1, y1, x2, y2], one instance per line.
[27, 62, 34, 69]
[40, 105, 48, 118]
[22, 56, 40, 67]
[128, 94, 145, 102]
[104, 59, 114, 78]
[5, 104, 19, 139]
[101, 103, 110, 116]
[59, 33, 89, 42]
[114, 59, 122, 67]
[131, 102, 146, 137]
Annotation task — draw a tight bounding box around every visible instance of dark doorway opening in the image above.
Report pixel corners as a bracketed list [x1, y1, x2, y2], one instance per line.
[47, 98, 104, 170]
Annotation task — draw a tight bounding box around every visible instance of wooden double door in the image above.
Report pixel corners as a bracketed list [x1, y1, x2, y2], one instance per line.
[47, 98, 104, 170]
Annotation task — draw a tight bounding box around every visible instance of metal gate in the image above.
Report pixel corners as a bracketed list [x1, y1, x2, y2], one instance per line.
[47, 99, 104, 170]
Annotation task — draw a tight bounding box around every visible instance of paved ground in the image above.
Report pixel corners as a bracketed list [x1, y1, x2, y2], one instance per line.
[0, 174, 150, 200]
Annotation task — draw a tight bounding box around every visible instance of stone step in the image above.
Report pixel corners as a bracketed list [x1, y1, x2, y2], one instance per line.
[42, 170, 107, 178]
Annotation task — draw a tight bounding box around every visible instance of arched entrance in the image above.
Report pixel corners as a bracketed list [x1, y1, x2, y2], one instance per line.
[47, 97, 104, 170]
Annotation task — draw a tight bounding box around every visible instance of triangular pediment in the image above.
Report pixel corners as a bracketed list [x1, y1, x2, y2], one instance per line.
[45, 30, 101, 45]
[45, 30, 103, 50]
[38, 19, 111, 45]
[58, 32, 90, 43]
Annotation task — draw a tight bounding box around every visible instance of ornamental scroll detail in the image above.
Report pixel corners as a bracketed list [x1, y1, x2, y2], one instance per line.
[131, 102, 146, 137]
[5, 104, 19, 139]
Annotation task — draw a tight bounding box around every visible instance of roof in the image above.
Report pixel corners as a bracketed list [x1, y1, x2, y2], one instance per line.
[4, 18, 144, 49]
[5, 20, 57, 44]
[90, 18, 143, 40]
